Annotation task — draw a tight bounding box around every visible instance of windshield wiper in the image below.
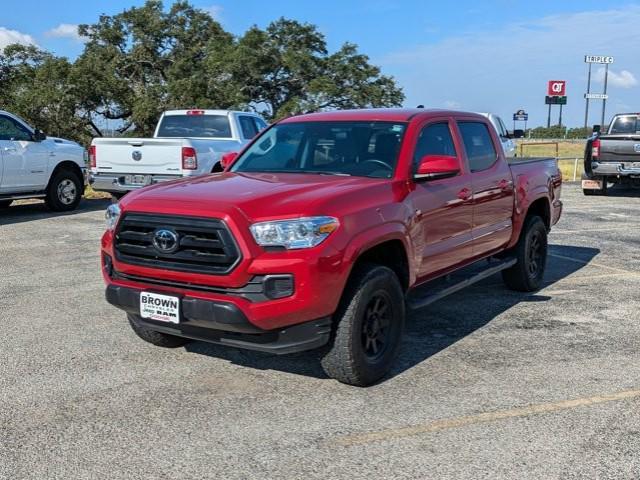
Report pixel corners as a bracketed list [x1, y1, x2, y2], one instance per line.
[303, 170, 352, 176]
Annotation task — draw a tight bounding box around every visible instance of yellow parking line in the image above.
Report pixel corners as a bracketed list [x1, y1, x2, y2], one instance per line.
[549, 253, 635, 274]
[334, 389, 640, 447]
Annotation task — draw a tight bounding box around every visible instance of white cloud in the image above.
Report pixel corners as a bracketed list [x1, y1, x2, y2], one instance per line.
[381, 6, 640, 126]
[595, 67, 638, 89]
[0, 26, 36, 50]
[203, 5, 223, 20]
[45, 23, 84, 42]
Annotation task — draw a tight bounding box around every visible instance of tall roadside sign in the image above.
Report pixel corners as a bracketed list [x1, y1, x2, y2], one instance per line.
[545, 80, 567, 128]
[584, 55, 614, 128]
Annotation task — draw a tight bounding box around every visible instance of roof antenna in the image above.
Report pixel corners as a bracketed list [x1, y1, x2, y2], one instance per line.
[416, 105, 424, 109]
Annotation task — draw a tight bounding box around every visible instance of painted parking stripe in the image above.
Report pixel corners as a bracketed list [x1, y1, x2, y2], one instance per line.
[334, 389, 640, 446]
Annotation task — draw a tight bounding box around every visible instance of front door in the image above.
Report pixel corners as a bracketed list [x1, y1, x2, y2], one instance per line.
[407, 119, 474, 280]
[0, 115, 48, 192]
[456, 120, 515, 257]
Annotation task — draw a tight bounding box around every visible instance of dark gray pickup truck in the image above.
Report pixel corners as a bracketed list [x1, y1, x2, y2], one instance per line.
[583, 113, 640, 195]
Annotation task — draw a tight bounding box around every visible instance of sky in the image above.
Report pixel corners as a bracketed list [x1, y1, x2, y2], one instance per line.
[1, 0, 639, 127]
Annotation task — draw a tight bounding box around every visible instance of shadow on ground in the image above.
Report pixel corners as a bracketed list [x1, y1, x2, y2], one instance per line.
[184, 244, 600, 385]
[0, 198, 111, 226]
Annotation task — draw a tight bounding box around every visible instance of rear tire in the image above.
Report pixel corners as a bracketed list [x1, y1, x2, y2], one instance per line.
[321, 264, 405, 387]
[45, 169, 82, 211]
[502, 215, 548, 292]
[128, 314, 190, 348]
[0, 200, 12, 209]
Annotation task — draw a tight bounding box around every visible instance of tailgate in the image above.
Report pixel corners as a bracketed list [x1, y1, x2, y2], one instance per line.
[93, 138, 184, 174]
[599, 136, 640, 162]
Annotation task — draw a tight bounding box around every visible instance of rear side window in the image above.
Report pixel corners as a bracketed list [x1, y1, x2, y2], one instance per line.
[610, 116, 639, 134]
[457, 122, 497, 172]
[239, 116, 259, 139]
[413, 123, 457, 166]
[156, 114, 232, 138]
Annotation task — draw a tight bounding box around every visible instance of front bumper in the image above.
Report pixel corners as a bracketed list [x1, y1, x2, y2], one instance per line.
[106, 284, 332, 354]
[592, 161, 640, 176]
[89, 173, 183, 193]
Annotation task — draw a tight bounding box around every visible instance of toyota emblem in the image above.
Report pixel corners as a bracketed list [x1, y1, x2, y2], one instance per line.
[132, 150, 142, 161]
[152, 228, 179, 254]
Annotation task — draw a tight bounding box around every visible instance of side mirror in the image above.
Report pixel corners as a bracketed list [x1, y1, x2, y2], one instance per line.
[220, 151, 238, 170]
[414, 155, 460, 181]
[592, 124, 601, 134]
[511, 129, 524, 139]
[33, 129, 46, 142]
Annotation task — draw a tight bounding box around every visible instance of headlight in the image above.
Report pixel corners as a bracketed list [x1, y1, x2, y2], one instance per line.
[105, 203, 121, 231]
[250, 216, 339, 249]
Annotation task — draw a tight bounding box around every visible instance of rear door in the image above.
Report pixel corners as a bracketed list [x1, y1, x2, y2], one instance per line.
[456, 120, 515, 257]
[407, 118, 474, 279]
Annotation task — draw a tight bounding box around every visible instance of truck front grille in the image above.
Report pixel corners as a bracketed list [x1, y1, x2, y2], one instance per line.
[114, 213, 240, 275]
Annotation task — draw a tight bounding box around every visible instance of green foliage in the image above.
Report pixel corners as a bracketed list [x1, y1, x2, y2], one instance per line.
[0, 1, 404, 145]
[527, 125, 592, 139]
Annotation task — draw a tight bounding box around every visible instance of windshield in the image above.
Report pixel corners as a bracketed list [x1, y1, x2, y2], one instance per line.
[230, 121, 407, 178]
[610, 116, 639, 134]
[156, 114, 232, 138]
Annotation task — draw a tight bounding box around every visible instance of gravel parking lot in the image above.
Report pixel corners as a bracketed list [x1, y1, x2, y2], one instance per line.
[1, 183, 639, 480]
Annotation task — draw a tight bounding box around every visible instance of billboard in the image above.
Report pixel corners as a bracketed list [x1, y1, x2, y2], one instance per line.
[548, 80, 566, 96]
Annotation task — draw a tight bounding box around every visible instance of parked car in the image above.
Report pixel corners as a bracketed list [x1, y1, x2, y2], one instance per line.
[582, 113, 640, 195]
[100, 108, 562, 386]
[478, 112, 521, 157]
[0, 110, 86, 211]
[89, 109, 267, 197]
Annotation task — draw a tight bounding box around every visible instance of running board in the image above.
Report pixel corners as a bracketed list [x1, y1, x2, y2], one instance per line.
[407, 257, 517, 311]
[0, 192, 46, 201]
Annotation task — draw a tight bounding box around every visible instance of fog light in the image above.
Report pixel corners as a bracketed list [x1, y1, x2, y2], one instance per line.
[264, 275, 294, 300]
[103, 253, 113, 277]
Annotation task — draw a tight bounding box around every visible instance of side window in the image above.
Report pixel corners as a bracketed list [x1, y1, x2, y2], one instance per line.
[497, 117, 508, 138]
[0, 116, 32, 141]
[239, 116, 259, 139]
[254, 117, 268, 132]
[413, 122, 457, 167]
[457, 122, 498, 172]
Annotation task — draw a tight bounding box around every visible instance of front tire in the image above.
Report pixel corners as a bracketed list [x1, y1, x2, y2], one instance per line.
[502, 215, 548, 292]
[321, 264, 405, 387]
[128, 314, 190, 348]
[45, 169, 82, 211]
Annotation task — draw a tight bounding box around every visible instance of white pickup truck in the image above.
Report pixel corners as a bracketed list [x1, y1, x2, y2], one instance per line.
[89, 109, 267, 197]
[0, 110, 86, 211]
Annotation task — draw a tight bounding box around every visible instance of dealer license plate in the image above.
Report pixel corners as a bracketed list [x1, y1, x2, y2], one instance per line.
[125, 174, 151, 186]
[140, 292, 180, 324]
[582, 179, 603, 190]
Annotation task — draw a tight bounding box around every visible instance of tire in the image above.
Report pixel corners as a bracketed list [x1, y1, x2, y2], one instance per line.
[45, 169, 82, 211]
[502, 215, 548, 292]
[0, 200, 12, 209]
[127, 314, 190, 348]
[321, 264, 405, 387]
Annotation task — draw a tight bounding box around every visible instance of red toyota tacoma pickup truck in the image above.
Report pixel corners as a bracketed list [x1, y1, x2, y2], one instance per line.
[101, 109, 562, 386]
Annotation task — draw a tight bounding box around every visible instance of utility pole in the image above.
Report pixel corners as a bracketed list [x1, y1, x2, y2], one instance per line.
[584, 62, 592, 128]
[601, 63, 609, 128]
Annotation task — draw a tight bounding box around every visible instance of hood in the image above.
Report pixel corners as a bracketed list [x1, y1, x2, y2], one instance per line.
[121, 172, 388, 221]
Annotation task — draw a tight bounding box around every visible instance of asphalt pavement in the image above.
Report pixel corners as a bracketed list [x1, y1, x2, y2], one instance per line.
[1, 183, 639, 479]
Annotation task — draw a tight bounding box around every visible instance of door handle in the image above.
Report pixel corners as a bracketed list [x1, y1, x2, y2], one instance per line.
[457, 187, 472, 200]
[498, 179, 513, 191]
[3, 147, 17, 153]
[49, 152, 56, 157]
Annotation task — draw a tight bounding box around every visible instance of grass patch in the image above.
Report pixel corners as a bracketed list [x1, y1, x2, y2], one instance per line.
[517, 140, 585, 159]
[84, 185, 112, 200]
